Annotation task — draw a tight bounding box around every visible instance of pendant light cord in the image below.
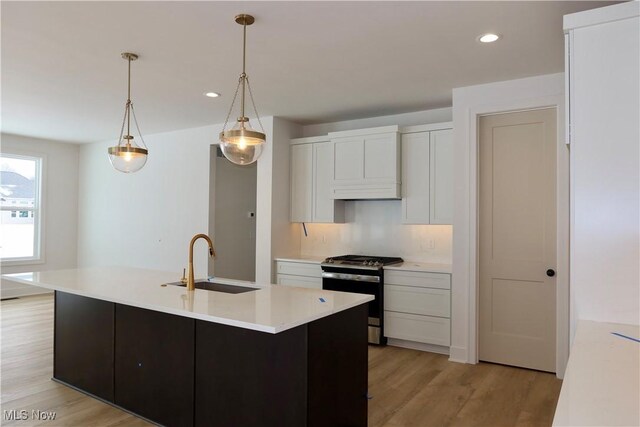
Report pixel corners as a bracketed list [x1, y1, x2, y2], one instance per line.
[240, 20, 247, 120]
[220, 15, 265, 135]
[126, 55, 132, 139]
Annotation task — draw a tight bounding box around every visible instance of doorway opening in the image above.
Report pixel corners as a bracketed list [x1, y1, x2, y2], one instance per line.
[208, 146, 257, 282]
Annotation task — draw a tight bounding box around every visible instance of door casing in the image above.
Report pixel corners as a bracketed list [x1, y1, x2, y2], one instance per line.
[458, 93, 569, 379]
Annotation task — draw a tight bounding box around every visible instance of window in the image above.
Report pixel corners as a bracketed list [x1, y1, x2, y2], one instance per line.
[1, 154, 43, 264]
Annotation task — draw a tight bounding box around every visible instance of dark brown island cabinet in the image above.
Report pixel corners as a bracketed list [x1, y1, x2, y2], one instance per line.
[53, 291, 369, 427]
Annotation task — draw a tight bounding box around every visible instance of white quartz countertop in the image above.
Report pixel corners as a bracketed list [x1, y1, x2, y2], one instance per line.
[275, 256, 453, 274]
[384, 262, 452, 274]
[275, 256, 325, 264]
[552, 320, 640, 427]
[2, 267, 373, 334]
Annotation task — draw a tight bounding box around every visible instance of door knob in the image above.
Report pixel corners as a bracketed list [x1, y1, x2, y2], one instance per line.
[546, 269, 556, 277]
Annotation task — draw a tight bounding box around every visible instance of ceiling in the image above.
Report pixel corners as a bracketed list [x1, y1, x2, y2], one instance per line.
[1, 1, 616, 143]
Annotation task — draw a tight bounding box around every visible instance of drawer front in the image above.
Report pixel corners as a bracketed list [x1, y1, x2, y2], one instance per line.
[384, 312, 450, 346]
[384, 285, 450, 317]
[277, 274, 322, 289]
[384, 270, 451, 290]
[276, 261, 322, 278]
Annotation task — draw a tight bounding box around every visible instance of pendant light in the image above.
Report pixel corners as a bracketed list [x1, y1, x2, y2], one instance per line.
[108, 52, 148, 173]
[219, 14, 266, 166]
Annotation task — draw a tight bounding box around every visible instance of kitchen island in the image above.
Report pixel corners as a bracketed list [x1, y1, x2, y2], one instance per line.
[3, 267, 373, 427]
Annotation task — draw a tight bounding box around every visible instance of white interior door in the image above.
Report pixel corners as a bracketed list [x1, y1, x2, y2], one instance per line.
[478, 108, 557, 372]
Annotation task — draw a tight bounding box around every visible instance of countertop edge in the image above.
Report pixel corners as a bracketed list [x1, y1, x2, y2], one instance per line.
[384, 263, 453, 274]
[275, 257, 324, 264]
[3, 271, 374, 334]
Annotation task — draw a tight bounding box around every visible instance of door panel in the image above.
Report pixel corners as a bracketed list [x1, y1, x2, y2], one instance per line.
[479, 108, 557, 372]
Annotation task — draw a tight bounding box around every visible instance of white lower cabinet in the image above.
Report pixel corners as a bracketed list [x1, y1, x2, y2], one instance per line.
[384, 269, 451, 347]
[275, 260, 322, 290]
[385, 285, 450, 318]
[385, 312, 451, 347]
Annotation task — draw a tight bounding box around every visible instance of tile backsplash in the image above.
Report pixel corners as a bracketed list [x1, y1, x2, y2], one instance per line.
[299, 200, 452, 263]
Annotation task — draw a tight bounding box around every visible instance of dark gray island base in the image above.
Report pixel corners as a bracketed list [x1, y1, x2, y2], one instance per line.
[53, 291, 369, 427]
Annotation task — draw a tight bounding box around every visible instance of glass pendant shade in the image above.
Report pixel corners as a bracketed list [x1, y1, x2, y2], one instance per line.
[108, 52, 148, 173]
[108, 138, 148, 173]
[219, 119, 265, 165]
[218, 14, 266, 166]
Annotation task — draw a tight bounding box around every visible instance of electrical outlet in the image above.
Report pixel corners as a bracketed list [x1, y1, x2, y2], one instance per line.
[427, 239, 435, 249]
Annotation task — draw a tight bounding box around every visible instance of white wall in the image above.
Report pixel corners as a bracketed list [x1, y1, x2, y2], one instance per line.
[566, 3, 640, 329]
[1, 133, 79, 298]
[451, 73, 569, 377]
[77, 125, 214, 276]
[296, 107, 454, 264]
[255, 117, 302, 283]
[300, 202, 452, 263]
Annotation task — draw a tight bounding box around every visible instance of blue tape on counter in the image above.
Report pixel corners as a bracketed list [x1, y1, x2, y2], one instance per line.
[611, 332, 640, 343]
[319, 298, 326, 303]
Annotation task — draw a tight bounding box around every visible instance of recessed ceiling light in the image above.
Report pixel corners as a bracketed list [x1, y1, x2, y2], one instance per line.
[204, 92, 221, 98]
[478, 33, 500, 43]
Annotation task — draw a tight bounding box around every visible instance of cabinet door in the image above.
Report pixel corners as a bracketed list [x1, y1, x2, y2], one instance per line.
[430, 129, 454, 224]
[334, 137, 365, 183]
[384, 285, 451, 318]
[332, 132, 401, 199]
[290, 143, 313, 222]
[313, 141, 344, 222]
[54, 292, 114, 402]
[195, 320, 308, 427]
[364, 133, 400, 183]
[277, 274, 322, 289]
[385, 312, 451, 346]
[115, 304, 195, 427]
[401, 132, 430, 224]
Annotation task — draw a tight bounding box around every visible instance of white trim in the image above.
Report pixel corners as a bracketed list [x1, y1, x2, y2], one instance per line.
[290, 135, 329, 145]
[400, 122, 453, 134]
[563, 1, 639, 31]
[451, 73, 569, 378]
[387, 338, 450, 356]
[448, 346, 468, 363]
[328, 125, 399, 139]
[0, 151, 46, 267]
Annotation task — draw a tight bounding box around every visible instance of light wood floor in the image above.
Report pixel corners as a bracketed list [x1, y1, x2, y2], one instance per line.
[1, 294, 562, 426]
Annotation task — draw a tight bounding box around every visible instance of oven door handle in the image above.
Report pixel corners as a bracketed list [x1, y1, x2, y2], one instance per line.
[321, 272, 381, 283]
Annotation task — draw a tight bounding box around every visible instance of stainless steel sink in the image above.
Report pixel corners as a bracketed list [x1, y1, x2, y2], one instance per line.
[166, 281, 257, 294]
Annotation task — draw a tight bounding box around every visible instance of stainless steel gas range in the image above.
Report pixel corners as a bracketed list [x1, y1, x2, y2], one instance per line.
[321, 255, 403, 345]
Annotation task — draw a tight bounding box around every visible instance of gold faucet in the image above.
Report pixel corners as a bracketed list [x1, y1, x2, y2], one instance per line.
[187, 233, 216, 291]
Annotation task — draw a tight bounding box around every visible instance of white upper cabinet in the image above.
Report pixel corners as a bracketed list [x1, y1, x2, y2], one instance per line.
[400, 124, 453, 225]
[313, 141, 345, 222]
[429, 129, 454, 224]
[290, 137, 344, 223]
[329, 126, 401, 199]
[291, 122, 453, 224]
[290, 143, 313, 222]
[401, 132, 430, 224]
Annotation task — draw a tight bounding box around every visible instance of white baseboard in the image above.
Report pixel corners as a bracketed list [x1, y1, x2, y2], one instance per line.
[448, 345, 471, 364]
[387, 338, 450, 355]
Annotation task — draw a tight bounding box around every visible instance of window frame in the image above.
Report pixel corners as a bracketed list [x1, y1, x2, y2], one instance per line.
[1, 152, 46, 266]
